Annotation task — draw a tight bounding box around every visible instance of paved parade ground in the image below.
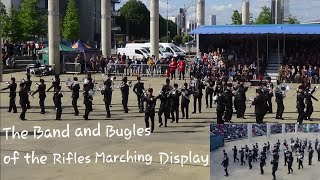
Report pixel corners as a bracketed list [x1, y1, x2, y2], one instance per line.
[210, 132, 320, 180]
[0, 72, 319, 180]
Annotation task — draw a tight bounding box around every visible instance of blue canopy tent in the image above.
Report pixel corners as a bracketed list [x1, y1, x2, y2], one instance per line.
[189, 24, 320, 74]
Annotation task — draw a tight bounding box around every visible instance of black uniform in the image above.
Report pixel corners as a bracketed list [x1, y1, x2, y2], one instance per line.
[19, 87, 28, 120]
[205, 79, 214, 108]
[120, 82, 130, 113]
[169, 89, 181, 123]
[252, 94, 267, 124]
[157, 91, 170, 127]
[192, 79, 205, 113]
[236, 84, 248, 118]
[259, 153, 266, 174]
[101, 87, 112, 118]
[221, 155, 229, 176]
[83, 89, 93, 120]
[31, 83, 46, 114]
[248, 152, 253, 169]
[3, 82, 17, 113]
[232, 146, 239, 162]
[308, 149, 314, 165]
[54, 90, 63, 120]
[216, 94, 225, 124]
[298, 152, 304, 169]
[287, 152, 294, 174]
[143, 95, 157, 132]
[265, 82, 274, 113]
[317, 146, 320, 161]
[133, 82, 145, 112]
[70, 83, 80, 115]
[224, 89, 233, 122]
[275, 87, 284, 119]
[47, 77, 60, 108]
[24, 79, 32, 109]
[239, 148, 246, 165]
[271, 160, 279, 180]
[305, 89, 318, 120]
[181, 88, 192, 119]
[296, 92, 305, 124]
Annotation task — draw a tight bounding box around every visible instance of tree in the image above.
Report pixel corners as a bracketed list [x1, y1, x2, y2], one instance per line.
[19, 0, 47, 40]
[3, 8, 23, 42]
[63, 0, 80, 41]
[183, 35, 193, 44]
[231, 10, 242, 25]
[255, 6, 272, 24]
[173, 35, 182, 46]
[0, 2, 7, 29]
[287, 15, 300, 24]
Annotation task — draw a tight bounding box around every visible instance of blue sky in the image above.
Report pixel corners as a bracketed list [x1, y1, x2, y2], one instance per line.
[116, 0, 320, 24]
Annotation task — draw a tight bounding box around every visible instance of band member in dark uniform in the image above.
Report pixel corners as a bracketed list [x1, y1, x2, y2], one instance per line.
[133, 76, 145, 113]
[205, 76, 214, 108]
[1, 77, 17, 113]
[224, 83, 233, 123]
[192, 76, 205, 114]
[287, 151, 294, 174]
[259, 151, 266, 174]
[120, 77, 130, 113]
[232, 146, 239, 162]
[181, 83, 192, 119]
[19, 83, 28, 120]
[298, 150, 304, 169]
[233, 79, 240, 114]
[54, 86, 63, 120]
[47, 74, 61, 108]
[101, 79, 112, 118]
[317, 145, 320, 162]
[239, 148, 246, 165]
[157, 87, 170, 127]
[308, 147, 314, 165]
[271, 159, 279, 180]
[305, 83, 318, 120]
[143, 88, 157, 133]
[169, 83, 181, 123]
[248, 150, 253, 169]
[251, 89, 267, 124]
[275, 80, 285, 119]
[236, 79, 249, 119]
[215, 89, 225, 124]
[31, 79, 46, 114]
[69, 77, 80, 116]
[105, 74, 115, 106]
[24, 74, 32, 109]
[265, 77, 274, 113]
[296, 85, 306, 124]
[83, 84, 93, 120]
[221, 153, 229, 177]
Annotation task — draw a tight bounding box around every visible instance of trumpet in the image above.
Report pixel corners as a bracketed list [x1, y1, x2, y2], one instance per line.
[35, 82, 41, 87]
[6, 81, 11, 85]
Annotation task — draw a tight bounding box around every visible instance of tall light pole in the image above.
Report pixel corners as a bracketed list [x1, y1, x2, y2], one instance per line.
[48, 0, 60, 74]
[167, 0, 169, 43]
[150, 0, 160, 59]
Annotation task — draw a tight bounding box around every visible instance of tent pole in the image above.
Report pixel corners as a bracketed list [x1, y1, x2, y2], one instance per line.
[267, 34, 269, 64]
[278, 35, 280, 67]
[283, 34, 286, 60]
[257, 35, 259, 78]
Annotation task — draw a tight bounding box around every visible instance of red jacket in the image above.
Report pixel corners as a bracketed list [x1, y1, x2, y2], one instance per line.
[169, 61, 177, 72]
[177, 61, 185, 72]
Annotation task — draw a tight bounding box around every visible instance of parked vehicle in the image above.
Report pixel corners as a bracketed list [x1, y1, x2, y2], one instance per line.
[126, 43, 173, 59]
[117, 48, 149, 60]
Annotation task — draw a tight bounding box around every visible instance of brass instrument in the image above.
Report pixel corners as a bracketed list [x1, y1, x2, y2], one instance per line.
[277, 83, 290, 97]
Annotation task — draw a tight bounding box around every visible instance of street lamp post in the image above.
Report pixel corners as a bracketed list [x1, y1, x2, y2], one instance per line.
[166, 0, 169, 43]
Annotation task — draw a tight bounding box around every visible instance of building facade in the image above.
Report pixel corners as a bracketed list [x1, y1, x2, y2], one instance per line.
[209, 15, 216, 25]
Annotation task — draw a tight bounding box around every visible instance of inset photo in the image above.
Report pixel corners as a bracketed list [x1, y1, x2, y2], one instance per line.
[210, 124, 320, 180]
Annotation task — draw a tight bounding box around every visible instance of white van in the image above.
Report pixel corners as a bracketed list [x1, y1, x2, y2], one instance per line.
[158, 43, 185, 58]
[126, 43, 173, 59]
[117, 48, 149, 60]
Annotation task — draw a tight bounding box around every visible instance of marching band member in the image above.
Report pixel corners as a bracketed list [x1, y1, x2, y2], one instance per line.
[169, 83, 181, 123]
[157, 87, 170, 127]
[120, 77, 130, 113]
[54, 86, 63, 120]
[24, 74, 32, 109]
[69, 77, 80, 116]
[101, 79, 112, 118]
[19, 83, 28, 120]
[47, 74, 61, 108]
[133, 76, 145, 113]
[143, 88, 157, 133]
[296, 85, 306, 124]
[265, 77, 274, 113]
[305, 82, 318, 121]
[1, 77, 17, 113]
[251, 89, 267, 124]
[205, 75, 214, 108]
[83, 84, 93, 120]
[31, 79, 46, 114]
[275, 81, 285, 119]
[105, 74, 115, 107]
[224, 83, 234, 123]
[192, 75, 205, 114]
[181, 83, 192, 119]
[215, 89, 225, 124]
[236, 79, 249, 119]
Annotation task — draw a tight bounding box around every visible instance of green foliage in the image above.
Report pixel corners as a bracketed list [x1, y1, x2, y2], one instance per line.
[173, 35, 182, 46]
[160, 36, 171, 43]
[231, 10, 242, 25]
[19, 0, 47, 40]
[255, 6, 272, 24]
[3, 9, 23, 42]
[183, 35, 193, 44]
[118, 0, 177, 40]
[62, 0, 80, 41]
[287, 15, 300, 24]
[0, 2, 7, 29]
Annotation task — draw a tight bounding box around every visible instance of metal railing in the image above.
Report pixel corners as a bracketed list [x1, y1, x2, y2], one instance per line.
[64, 63, 81, 74]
